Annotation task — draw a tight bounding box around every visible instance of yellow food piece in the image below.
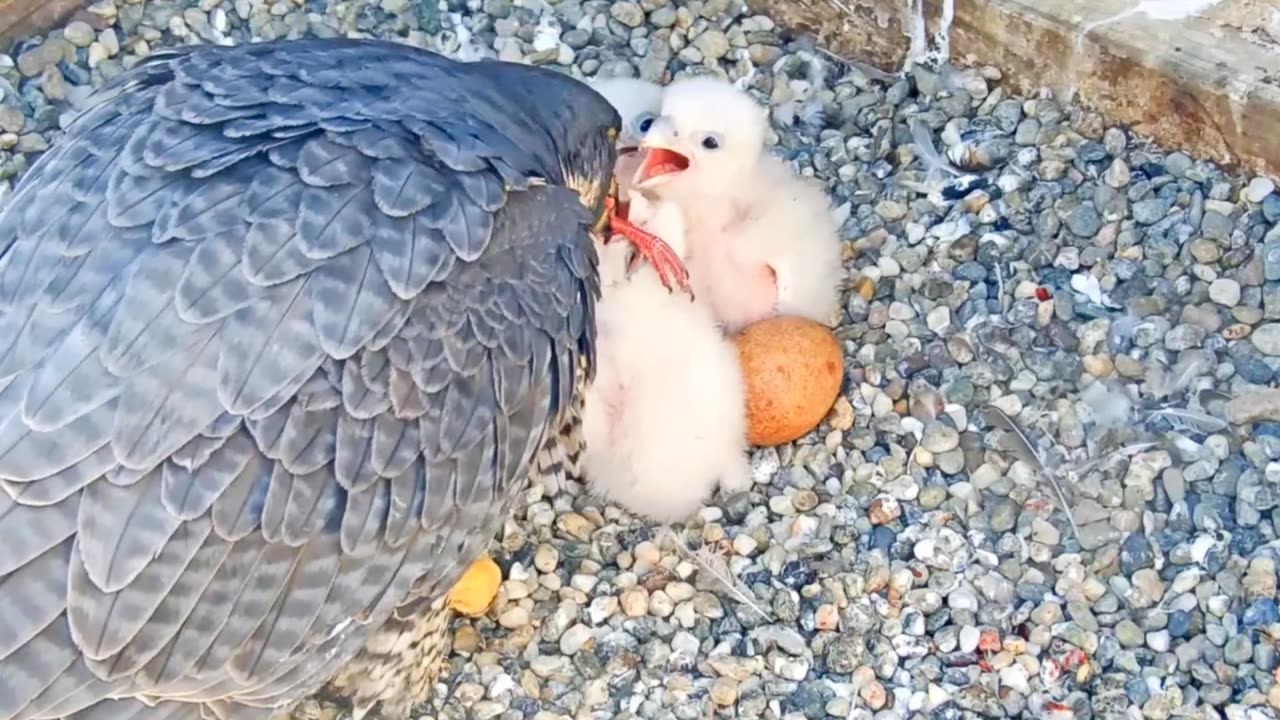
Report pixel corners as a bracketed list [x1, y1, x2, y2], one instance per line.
[445, 555, 502, 617]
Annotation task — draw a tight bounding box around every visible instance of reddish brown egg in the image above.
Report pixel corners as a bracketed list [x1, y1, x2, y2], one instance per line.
[733, 316, 844, 446]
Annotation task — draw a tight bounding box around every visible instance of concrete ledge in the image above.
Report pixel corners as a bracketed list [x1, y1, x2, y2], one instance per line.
[748, 0, 1280, 178]
[0, 0, 82, 52]
[3, 0, 1278, 177]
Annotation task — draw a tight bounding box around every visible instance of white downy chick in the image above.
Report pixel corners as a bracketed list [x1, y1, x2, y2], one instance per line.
[589, 77, 664, 198]
[633, 76, 843, 334]
[579, 194, 751, 523]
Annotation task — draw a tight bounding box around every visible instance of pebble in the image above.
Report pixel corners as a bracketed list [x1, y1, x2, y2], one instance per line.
[1245, 176, 1275, 203]
[1252, 324, 1280, 355]
[920, 422, 959, 453]
[1209, 278, 1242, 306]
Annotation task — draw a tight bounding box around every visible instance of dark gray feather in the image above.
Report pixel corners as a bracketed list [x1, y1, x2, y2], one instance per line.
[210, 451, 271, 541]
[340, 479, 388, 555]
[69, 518, 212, 663]
[76, 467, 181, 593]
[369, 159, 445, 218]
[340, 359, 390, 420]
[228, 533, 340, 682]
[0, 490, 80, 576]
[100, 533, 233, 678]
[295, 184, 374, 261]
[161, 431, 256, 521]
[174, 230, 256, 323]
[0, 614, 81, 719]
[0, 538, 72, 660]
[217, 276, 324, 415]
[112, 325, 224, 471]
[309, 245, 401, 360]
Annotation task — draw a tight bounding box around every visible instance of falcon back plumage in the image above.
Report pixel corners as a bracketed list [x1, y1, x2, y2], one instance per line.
[0, 38, 619, 720]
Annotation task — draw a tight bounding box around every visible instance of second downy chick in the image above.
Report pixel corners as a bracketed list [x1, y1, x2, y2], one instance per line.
[633, 76, 844, 334]
[579, 195, 752, 524]
[589, 77, 664, 199]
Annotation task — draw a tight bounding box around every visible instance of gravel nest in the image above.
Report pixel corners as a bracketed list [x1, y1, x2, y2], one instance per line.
[7, 1, 1280, 719]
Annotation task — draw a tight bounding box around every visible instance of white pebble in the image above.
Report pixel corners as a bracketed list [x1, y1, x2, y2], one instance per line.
[1146, 629, 1171, 652]
[999, 664, 1031, 694]
[732, 534, 759, 556]
[665, 581, 695, 603]
[959, 626, 981, 652]
[558, 624, 592, 655]
[498, 606, 530, 629]
[588, 596, 618, 624]
[1208, 278, 1241, 306]
[1245, 176, 1275, 203]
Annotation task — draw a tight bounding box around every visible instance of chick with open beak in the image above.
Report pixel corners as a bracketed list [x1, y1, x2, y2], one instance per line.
[625, 75, 843, 335]
[633, 114, 693, 188]
[588, 78, 691, 295]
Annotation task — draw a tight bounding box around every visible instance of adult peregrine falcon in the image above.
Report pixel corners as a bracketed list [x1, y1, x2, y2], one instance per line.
[0, 38, 689, 720]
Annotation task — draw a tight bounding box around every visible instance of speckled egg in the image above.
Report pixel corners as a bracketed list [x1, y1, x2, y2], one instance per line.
[733, 315, 844, 446]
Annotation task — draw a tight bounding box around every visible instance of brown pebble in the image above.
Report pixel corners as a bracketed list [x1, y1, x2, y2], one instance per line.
[710, 677, 739, 706]
[1223, 323, 1252, 341]
[620, 587, 649, 617]
[868, 496, 901, 525]
[826, 396, 855, 431]
[860, 680, 887, 710]
[854, 276, 876, 301]
[815, 603, 840, 630]
[452, 624, 482, 654]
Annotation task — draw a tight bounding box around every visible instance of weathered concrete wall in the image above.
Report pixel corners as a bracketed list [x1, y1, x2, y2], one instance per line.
[3, 0, 1279, 176]
[747, 0, 1280, 178]
[0, 0, 82, 51]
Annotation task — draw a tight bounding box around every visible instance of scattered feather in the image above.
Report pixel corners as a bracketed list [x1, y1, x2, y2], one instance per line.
[1145, 407, 1229, 435]
[1106, 314, 1141, 355]
[1075, 441, 1159, 475]
[1070, 273, 1103, 305]
[907, 117, 961, 182]
[1148, 352, 1213, 400]
[978, 406, 1080, 542]
[1197, 389, 1233, 409]
[663, 528, 770, 622]
[1078, 381, 1134, 429]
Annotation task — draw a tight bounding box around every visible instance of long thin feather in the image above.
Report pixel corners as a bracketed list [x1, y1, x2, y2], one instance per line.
[978, 406, 1081, 542]
[1145, 407, 1229, 435]
[663, 528, 770, 621]
[908, 117, 961, 180]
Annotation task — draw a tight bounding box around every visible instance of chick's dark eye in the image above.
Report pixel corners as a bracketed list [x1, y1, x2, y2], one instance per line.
[638, 117, 654, 133]
[701, 136, 719, 150]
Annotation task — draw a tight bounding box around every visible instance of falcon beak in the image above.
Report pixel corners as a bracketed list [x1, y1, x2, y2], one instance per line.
[613, 136, 645, 198]
[595, 175, 619, 235]
[634, 117, 691, 187]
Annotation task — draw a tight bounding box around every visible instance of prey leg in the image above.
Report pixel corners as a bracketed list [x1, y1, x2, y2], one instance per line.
[605, 197, 692, 295]
[445, 555, 502, 617]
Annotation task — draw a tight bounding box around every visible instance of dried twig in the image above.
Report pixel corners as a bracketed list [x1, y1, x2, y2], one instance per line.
[980, 406, 1081, 542]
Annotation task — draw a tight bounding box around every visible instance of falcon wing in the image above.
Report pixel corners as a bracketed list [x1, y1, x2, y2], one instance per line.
[0, 39, 599, 720]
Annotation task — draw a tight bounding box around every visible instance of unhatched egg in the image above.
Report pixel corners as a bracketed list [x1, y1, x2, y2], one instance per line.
[733, 316, 844, 446]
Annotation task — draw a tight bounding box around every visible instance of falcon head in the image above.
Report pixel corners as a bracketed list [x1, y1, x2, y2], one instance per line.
[481, 61, 624, 229]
